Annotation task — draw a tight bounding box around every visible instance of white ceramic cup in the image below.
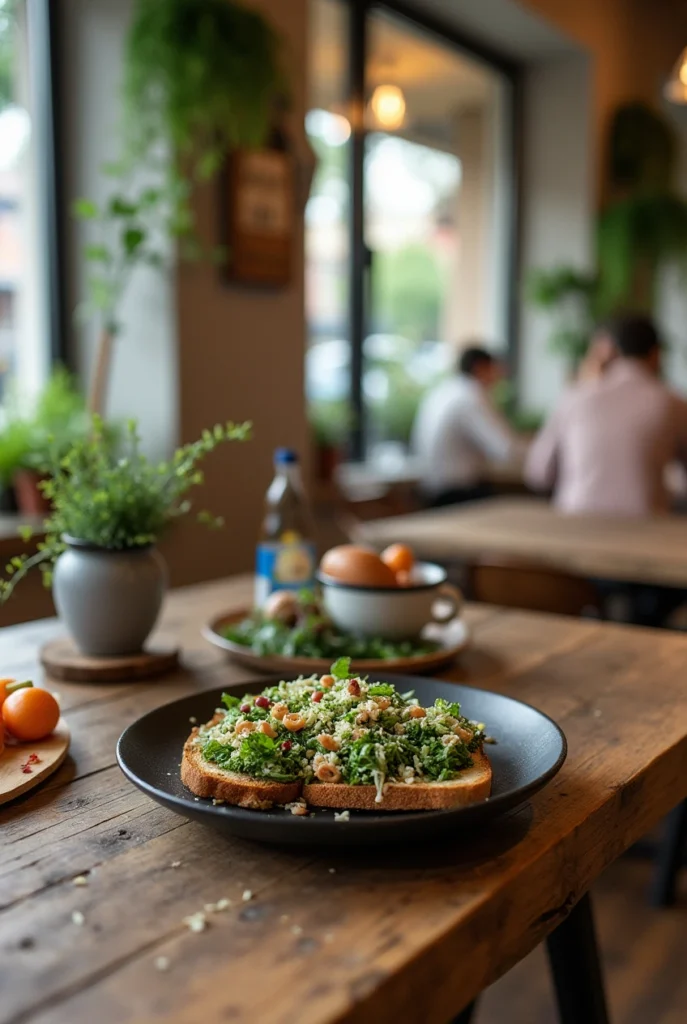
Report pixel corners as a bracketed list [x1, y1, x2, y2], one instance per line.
[317, 562, 462, 640]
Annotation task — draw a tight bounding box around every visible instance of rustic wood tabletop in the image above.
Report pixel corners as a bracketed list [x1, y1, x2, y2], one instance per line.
[2, 575, 687, 1024]
[361, 496, 687, 588]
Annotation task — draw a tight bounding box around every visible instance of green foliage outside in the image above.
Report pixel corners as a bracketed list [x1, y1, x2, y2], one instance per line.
[0, 0, 16, 110]
[0, 418, 251, 602]
[374, 245, 444, 343]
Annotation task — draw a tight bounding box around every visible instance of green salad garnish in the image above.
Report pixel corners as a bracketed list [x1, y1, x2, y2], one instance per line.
[223, 592, 440, 661]
[194, 661, 485, 796]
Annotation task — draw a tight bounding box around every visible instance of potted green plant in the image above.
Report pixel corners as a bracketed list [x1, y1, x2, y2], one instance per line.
[12, 367, 91, 515]
[309, 400, 350, 482]
[0, 417, 250, 656]
[0, 417, 31, 513]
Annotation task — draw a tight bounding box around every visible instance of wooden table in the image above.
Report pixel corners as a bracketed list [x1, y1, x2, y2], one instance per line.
[362, 496, 687, 588]
[2, 576, 687, 1024]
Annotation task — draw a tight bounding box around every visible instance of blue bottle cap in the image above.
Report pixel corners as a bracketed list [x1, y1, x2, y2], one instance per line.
[274, 448, 298, 464]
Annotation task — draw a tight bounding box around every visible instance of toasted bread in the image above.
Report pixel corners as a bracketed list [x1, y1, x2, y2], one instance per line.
[302, 749, 492, 811]
[181, 730, 301, 809]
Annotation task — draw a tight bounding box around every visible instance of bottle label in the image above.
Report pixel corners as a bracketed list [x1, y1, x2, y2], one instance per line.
[255, 540, 316, 608]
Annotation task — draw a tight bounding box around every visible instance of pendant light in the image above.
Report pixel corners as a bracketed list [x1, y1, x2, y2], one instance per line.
[664, 47, 687, 104]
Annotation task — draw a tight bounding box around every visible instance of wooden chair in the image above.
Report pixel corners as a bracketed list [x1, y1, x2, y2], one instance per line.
[466, 558, 603, 618]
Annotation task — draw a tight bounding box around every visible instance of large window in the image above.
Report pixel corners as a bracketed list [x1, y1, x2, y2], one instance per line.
[0, 0, 58, 403]
[306, 0, 517, 463]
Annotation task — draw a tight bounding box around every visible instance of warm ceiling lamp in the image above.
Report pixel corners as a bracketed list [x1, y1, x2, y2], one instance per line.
[664, 46, 687, 103]
[369, 84, 406, 130]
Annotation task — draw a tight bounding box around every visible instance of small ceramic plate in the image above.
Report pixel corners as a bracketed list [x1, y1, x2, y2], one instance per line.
[117, 677, 567, 846]
[202, 608, 470, 677]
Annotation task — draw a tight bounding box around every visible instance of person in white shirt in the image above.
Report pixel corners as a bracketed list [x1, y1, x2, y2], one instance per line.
[412, 346, 519, 507]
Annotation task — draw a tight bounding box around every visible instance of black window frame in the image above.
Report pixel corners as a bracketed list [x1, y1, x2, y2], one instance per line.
[342, 0, 523, 460]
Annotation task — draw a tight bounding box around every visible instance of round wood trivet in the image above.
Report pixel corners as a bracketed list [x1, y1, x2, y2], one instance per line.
[40, 638, 180, 682]
[0, 719, 70, 806]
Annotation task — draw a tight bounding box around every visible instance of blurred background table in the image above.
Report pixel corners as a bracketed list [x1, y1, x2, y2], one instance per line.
[361, 497, 687, 588]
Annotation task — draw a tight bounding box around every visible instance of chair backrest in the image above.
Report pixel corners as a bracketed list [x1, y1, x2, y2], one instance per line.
[467, 558, 601, 617]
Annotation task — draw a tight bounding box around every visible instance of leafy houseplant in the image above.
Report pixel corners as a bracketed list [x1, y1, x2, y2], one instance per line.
[77, 0, 285, 416]
[529, 103, 687, 368]
[0, 418, 251, 656]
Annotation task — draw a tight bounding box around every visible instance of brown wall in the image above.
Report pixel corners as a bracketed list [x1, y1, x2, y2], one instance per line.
[170, 0, 309, 587]
[521, 0, 687, 197]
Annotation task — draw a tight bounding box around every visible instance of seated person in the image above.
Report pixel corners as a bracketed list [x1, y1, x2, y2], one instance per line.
[525, 315, 687, 516]
[526, 315, 687, 627]
[412, 345, 520, 508]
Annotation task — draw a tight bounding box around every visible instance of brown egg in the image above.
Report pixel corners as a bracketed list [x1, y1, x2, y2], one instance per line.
[320, 546, 398, 588]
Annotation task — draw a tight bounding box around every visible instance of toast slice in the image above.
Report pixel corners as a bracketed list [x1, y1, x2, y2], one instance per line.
[302, 749, 492, 811]
[181, 729, 301, 809]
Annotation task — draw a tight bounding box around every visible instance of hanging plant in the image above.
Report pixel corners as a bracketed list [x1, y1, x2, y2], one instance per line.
[124, 0, 285, 177]
[529, 102, 687, 366]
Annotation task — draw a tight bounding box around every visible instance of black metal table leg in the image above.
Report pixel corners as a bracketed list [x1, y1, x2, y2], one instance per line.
[449, 999, 477, 1024]
[650, 798, 687, 907]
[546, 892, 610, 1024]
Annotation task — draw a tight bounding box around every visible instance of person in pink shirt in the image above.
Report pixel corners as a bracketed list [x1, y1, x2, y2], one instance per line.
[526, 315, 687, 516]
[526, 315, 687, 626]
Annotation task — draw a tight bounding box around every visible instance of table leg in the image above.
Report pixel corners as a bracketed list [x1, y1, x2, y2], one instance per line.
[650, 798, 687, 908]
[546, 892, 610, 1024]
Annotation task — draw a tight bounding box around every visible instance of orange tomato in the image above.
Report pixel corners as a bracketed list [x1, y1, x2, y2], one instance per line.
[2, 687, 60, 742]
[0, 678, 33, 708]
[0, 719, 4, 757]
[380, 543, 415, 575]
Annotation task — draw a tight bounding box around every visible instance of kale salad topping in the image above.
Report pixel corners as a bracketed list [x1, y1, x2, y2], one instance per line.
[195, 658, 485, 794]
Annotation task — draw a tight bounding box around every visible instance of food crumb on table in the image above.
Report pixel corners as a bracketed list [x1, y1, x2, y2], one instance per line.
[280, 914, 290, 923]
[183, 912, 207, 933]
[71, 911, 85, 926]
[334, 811, 350, 822]
[242, 889, 253, 902]
[170, 861, 182, 868]
[155, 956, 170, 972]
[72, 875, 89, 887]
[324, 933, 335, 943]
[291, 925, 303, 936]
[204, 898, 231, 913]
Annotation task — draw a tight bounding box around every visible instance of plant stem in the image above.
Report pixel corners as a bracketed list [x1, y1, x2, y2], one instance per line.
[88, 327, 115, 416]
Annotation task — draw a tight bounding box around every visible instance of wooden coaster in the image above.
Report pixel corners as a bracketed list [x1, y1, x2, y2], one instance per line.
[0, 719, 70, 806]
[40, 638, 180, 682]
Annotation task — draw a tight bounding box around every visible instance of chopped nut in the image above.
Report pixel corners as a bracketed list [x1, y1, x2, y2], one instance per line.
[72, 875, 89, 887]
[183, 912, 207, 933]
[170, 860, 182, 868]
[334, 810, 350, 822]
[155, 956, 170, 972]
[242, 889, 253, 902]
[212, 798, 225, 806]
[71, 911, 85, 926]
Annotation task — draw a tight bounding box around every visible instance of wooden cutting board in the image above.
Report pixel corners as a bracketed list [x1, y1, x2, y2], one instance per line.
[0, 718, 70, 806]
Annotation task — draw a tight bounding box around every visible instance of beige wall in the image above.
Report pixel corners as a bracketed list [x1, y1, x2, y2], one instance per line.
[521, 0, 687, 198]
[172, 0, 309, 586]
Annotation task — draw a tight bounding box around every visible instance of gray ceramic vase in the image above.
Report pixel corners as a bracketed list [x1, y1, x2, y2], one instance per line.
[52, 537, 167, 657]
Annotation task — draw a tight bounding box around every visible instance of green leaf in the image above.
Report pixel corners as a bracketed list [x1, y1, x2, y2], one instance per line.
[84, 244, 111, 263]
[109, 196, 138, 218]
[72, 198, 99, 220]
[101, 160, 126, 178]
[331, 657, 351, 680]
[18, 525, 32, 542]
[88, 277, 114, 311]
[221, 693, 240, 710]
[123, 227, 146, 255]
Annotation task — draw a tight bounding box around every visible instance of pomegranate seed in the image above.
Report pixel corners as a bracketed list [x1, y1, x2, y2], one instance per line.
[239, 703, 251, 713]
[281, 740, 292, 752]
[312, 691, 323, 703]
[254, 696, 270, 709]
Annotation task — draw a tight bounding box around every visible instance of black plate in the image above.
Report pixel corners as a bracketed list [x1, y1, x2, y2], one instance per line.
[116, 676, 567, 846]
